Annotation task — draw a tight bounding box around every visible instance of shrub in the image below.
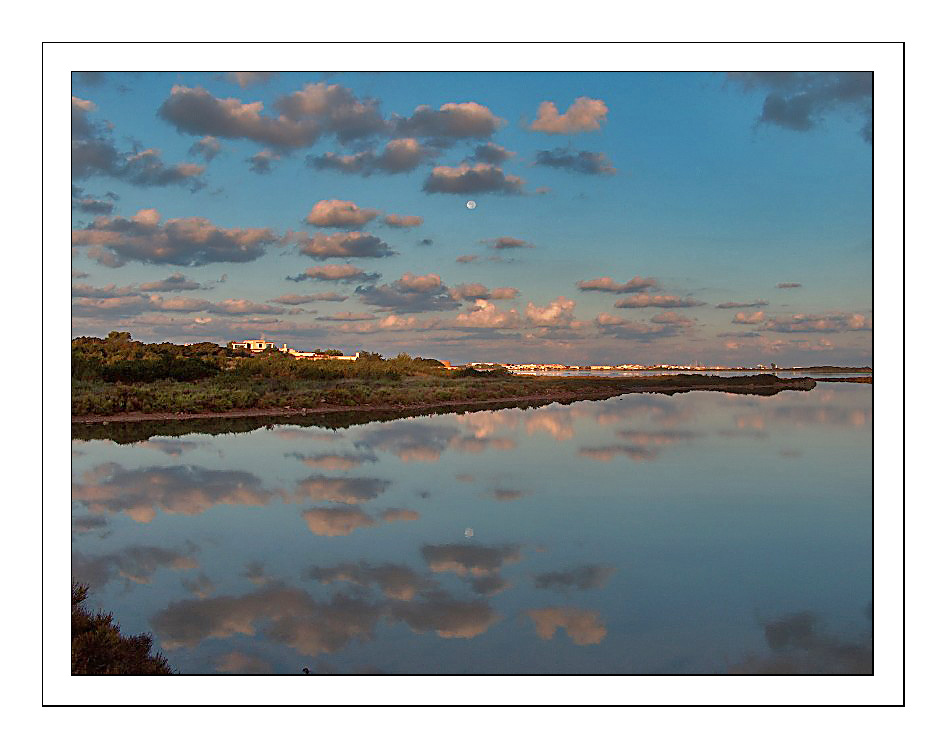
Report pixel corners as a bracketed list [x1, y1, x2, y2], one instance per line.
[71, 583, 173, 675]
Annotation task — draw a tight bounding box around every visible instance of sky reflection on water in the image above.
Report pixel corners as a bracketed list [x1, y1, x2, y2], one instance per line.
[71, 383, 871, 674]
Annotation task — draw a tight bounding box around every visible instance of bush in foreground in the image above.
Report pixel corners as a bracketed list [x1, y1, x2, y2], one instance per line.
[71, 583, 173, 675]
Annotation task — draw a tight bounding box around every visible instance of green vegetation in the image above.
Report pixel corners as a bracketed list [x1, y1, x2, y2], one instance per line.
[71, 583, 173, 675]
[72, 333, 818, 419]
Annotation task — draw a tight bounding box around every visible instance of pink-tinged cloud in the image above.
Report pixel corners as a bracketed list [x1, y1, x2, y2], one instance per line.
[214, 651, 273, 674]
[151, 584, 383, 654]
[529, 97, 609, 134]
[138, 273, 202, 292]
[266, 294, 325, 305]
[454, 299, 522, 329]
[614, 293, 705, 309]
[383, 213, 424, 228]
[247, 149, 281, 174]
[594, 313, 625, 326]
[761, 313, 872, 333]
[577, 276, 658, 293]
[356, 273, 459, 312]
[72, 210, 279, 266]
[209, 298, 286, 316]
[227, 72, 276, 88]
[484, 236, 533, 250]
[733, 310, 766, 325]
[188, 135, 221, 162]
[535, 148, 616, 175]
[422, 543, 521, 577]
[650, 311, 695, 327]
[717, 299, 769, 309]
[525, 296, 576, 327]
[306, 199, 379, 228]
[307, 138, 433, 176]
[394, 101, 505, 140]
[526, 607, 607, 645]
[471, 142, 515, 164]
[451, 283, 520, 302]
[423, 163, 525, 195]
[302, 507, 377, 536]
[315, 311, 375, 321]
[288, 263, 380, 283]
[295, 231, 394, 259]
[490, 287, 519, 300]
[158, 85, 321, 150]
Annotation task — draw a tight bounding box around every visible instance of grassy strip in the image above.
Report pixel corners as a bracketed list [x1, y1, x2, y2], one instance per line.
[73, 373, 816, 418]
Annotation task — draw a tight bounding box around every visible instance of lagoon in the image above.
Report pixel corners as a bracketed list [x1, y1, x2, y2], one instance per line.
[71, 382, 871, 674]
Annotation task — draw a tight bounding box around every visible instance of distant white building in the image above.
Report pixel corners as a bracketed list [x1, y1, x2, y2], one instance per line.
[228, 337, 277, 351]
[278, 344, 358, 361]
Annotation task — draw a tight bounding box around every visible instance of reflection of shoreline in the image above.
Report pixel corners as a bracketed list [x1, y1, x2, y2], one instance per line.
[812, 376, 872, 383]
[73, 374, 818, 427]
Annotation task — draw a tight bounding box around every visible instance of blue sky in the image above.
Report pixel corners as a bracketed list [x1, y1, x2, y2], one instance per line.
[71, 71, 872, 365]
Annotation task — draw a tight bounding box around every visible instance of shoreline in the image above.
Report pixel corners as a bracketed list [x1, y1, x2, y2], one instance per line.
[73, 375, 819, 425]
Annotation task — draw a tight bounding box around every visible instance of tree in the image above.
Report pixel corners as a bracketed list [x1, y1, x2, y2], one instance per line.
[72, 583, 173, 675]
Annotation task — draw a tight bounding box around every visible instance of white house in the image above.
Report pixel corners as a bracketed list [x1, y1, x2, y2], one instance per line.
[278, 344, 358, 361]
[228, 337, 277, 351]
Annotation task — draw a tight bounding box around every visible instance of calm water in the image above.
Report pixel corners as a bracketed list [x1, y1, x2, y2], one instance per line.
[71, 382, 872, 674]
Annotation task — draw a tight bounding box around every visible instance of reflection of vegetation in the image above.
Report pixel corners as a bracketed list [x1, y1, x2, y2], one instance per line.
[729, 609, 872, 674]
[71, 583, 173, 675]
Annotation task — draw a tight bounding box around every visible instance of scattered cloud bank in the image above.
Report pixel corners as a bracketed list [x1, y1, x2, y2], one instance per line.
[761, 313, 871, 333]
[729, 72, 873, 143]
[307, 138, 434, 176]
[73, 97, 205, 190]
[72, 210, 280, 266]
[356, 272, 460, 312]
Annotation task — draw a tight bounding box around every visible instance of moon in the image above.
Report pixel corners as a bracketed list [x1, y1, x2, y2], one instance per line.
[466, 200, 477, 210]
